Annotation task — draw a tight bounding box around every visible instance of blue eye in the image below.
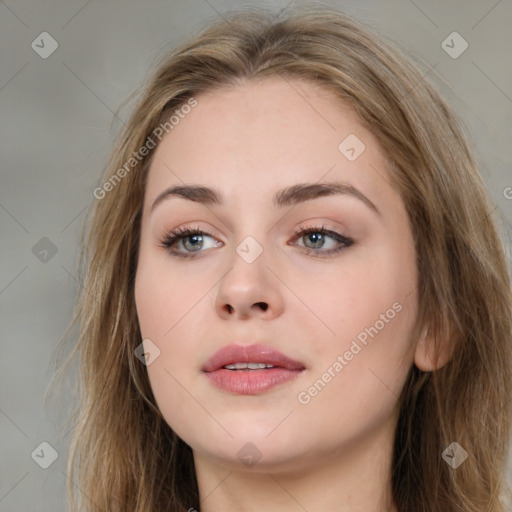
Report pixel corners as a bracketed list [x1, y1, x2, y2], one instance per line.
[292, 224, 354, 256]
[159, 224, 354, 259]
[159, 226, 221, 258]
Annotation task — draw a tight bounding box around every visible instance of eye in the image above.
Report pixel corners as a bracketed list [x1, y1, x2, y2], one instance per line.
[158, 226, 222, 258]
[158, 223, 354, 259]
[291, 224, 354, 257]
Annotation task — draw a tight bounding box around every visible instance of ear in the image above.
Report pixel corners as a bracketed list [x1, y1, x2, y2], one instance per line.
[414, 326, 455, 372]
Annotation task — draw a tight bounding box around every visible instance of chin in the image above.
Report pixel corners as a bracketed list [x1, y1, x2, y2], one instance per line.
[197, 440, 309, 473]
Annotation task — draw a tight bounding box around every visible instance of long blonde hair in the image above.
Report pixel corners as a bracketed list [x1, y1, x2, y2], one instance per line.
[50, 5, 512, 511]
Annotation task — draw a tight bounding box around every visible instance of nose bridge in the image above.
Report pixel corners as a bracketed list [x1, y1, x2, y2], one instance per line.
[226, 198, 277, 264]
[226, 231, 270, 293]
[213, 225, 284, 320]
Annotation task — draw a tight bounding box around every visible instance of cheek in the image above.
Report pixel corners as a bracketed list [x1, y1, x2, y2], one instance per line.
[134, 248, 214, 372]
[295, 240, 417, 390]
[289, 246, 412, 342]
[292, 281, 415, 447]
[134, 249, 211, 340]
[134, 259, 208, 434]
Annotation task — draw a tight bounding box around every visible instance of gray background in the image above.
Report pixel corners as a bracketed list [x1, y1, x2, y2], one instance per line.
[1, 0, 511, 510]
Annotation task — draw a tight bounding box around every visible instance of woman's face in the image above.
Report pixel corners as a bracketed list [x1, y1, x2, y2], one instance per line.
[134, 76, 419, 473]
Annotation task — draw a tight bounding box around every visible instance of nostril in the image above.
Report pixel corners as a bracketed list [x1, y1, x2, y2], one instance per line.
[255, 302, 268, 311]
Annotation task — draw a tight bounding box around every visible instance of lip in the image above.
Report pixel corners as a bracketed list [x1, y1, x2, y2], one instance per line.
[202, 343, 306, 395]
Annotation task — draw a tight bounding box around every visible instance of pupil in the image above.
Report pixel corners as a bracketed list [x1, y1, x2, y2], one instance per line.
[184, 234, 202, 251]
[306, 233, 323, 248]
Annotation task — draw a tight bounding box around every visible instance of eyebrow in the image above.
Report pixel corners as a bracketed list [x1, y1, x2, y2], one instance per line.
[150, 181, 381, 216]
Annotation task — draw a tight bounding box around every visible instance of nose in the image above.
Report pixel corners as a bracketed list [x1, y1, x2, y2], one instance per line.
[214, 244, 285, 321]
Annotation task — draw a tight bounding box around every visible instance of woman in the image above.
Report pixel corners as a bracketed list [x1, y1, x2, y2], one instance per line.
[55, 5, 512, 511]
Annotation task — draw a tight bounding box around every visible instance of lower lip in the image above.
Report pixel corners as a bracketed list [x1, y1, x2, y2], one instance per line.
[204, 368, 304, 395]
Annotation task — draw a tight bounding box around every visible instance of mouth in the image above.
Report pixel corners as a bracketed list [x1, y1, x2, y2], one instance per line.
[223, 362, 279, 370]
[202, 343, 306, 395]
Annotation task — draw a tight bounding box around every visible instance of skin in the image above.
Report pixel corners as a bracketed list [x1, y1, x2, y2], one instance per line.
[134, 76, 441, 511]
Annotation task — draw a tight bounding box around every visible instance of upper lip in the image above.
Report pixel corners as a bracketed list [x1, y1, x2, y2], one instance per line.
[202, 344, 305, 372]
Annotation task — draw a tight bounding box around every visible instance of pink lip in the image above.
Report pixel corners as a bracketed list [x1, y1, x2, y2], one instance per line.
[202, 344, 305, 395]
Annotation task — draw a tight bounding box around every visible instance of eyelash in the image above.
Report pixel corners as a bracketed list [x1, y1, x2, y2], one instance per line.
[158, 224, 354, 259]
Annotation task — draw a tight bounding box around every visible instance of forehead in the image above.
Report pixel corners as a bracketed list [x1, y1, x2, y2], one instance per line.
[144, 76, 390, 211]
